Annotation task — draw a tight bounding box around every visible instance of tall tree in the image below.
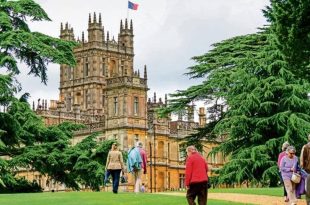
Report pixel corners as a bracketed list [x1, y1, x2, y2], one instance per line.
[0, 0, 76, 83]
[0, 0, 85, 192]
[160, 0, 310, 186]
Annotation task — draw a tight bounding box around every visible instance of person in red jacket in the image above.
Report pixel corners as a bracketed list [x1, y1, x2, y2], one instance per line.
[185, 145, 208, 205]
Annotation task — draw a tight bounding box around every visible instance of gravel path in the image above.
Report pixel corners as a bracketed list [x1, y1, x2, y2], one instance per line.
[159, 192, 307, 205]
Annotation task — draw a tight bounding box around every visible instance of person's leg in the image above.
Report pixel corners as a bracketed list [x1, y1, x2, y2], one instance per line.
[110, 170, 116, 193]
[112, 169, 121, 193]
[306, 174, 310, 205]
[280, 173, 288, 202]
[134, 170, 142, 193]
[284, 185, 288, 201]
[104, 170, 111, 186]
[186, 184, 198, 205]
[283, 179, 296, 204]
[197, 182, 208, 205]
[291, 182, 297, 203]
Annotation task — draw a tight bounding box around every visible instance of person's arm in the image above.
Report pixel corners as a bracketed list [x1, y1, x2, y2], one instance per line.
[105, 152, 111, 169]
[277, 153, 282, 168]
[280, 157, 291, 173]
[119, 152, 125, 172]
[185, 157, 192, 188]
[300, 145, 305, 168]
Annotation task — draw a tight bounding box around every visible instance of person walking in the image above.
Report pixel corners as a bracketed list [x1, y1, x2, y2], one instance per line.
[278, 141, 290, 202]
[300, 134, 310, 204]
[136, 141, 147, 192]
[105, 143, 125, 194]
[185, 145, 208, 205]
[127, 141, 147, 193]
[280, 145, 299, 205]
[300, 134, 310, 174]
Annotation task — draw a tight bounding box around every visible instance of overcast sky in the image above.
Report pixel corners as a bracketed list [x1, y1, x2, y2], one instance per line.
[17, 0, 269, 105]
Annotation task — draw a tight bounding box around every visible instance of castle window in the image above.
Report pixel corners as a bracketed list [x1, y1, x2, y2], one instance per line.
[113, 97, 118, 115]
[66, 95, 71, 111]
[109, 60, 117, 77]
[179, 144, 186, 161]
[134, 96, 139, 115]
[102, 58, 105, 76]
[67, 67, 72, 80]
[158, 141, 164, 158]
[121, 61, 124, 76]
[102, 95, 105, 107]
[179, 174, 185, 189]
[84, 63, 88, 77]
[85, 90, 89, 109]
[84, 58, 89, 77]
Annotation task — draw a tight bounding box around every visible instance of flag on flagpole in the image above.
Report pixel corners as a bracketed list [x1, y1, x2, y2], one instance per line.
[128, 1, 139, 10]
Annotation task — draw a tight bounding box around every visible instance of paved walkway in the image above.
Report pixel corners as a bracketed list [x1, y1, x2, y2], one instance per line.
[158, 192, 307, 205]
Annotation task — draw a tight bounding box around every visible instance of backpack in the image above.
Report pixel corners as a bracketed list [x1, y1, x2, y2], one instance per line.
[127, 147, 142, 173]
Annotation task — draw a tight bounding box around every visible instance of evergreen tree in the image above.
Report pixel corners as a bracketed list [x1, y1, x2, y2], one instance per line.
[0, 0, 76, 83]
[161, 0, 310, 186]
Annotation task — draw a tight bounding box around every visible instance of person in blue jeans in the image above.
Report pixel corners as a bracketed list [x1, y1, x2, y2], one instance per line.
[105, 143, 125, 193]
[104, 169, 111, 186]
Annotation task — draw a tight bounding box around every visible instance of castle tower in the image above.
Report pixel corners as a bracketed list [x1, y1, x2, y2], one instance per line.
[58, 15, 147, 150]
[59, 22, 75, 111]
[87, 12, 103, 43]
[60, 22, 75, 41]
[118, 19, 134, 49]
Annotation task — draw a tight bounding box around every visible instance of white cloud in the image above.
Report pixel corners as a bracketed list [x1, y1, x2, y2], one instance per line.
[14, 0, 269, 103]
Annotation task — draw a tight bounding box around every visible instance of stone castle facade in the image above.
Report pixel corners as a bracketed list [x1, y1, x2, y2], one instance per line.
[32, 13, 225, 192]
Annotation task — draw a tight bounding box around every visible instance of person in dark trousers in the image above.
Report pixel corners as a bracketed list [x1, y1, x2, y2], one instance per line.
[185, 145, 208, 205]
[105, 143, 125, 194]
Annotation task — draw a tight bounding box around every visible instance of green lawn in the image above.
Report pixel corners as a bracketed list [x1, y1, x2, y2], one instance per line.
[0, 192, 247, 205]
[208, 187, 283, 197]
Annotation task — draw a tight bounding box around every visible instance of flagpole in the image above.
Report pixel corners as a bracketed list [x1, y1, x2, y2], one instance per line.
[127, 1, 129, 20]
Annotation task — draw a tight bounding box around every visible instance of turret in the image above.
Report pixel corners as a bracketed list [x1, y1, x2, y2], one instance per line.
[144, 65, 147, 79]
[60, 22, 75, 41]
[118, 18, 134, 48]
[198, 107, 207, 127]
[87, 12, 104, 43]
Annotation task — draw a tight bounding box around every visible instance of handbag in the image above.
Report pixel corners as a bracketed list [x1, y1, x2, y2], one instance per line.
[121, 175, 127, 183]
[291, 172, 301, 184]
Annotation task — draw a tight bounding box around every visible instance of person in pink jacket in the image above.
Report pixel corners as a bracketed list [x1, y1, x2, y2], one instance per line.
[185, 145, 208, 205]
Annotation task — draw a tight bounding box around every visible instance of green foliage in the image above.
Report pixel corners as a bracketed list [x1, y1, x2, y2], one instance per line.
[0, 0, 96, 192]
[0, 178, 42, 193]
[161, 1, 310, 186]
[0, 0, 77, 83]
